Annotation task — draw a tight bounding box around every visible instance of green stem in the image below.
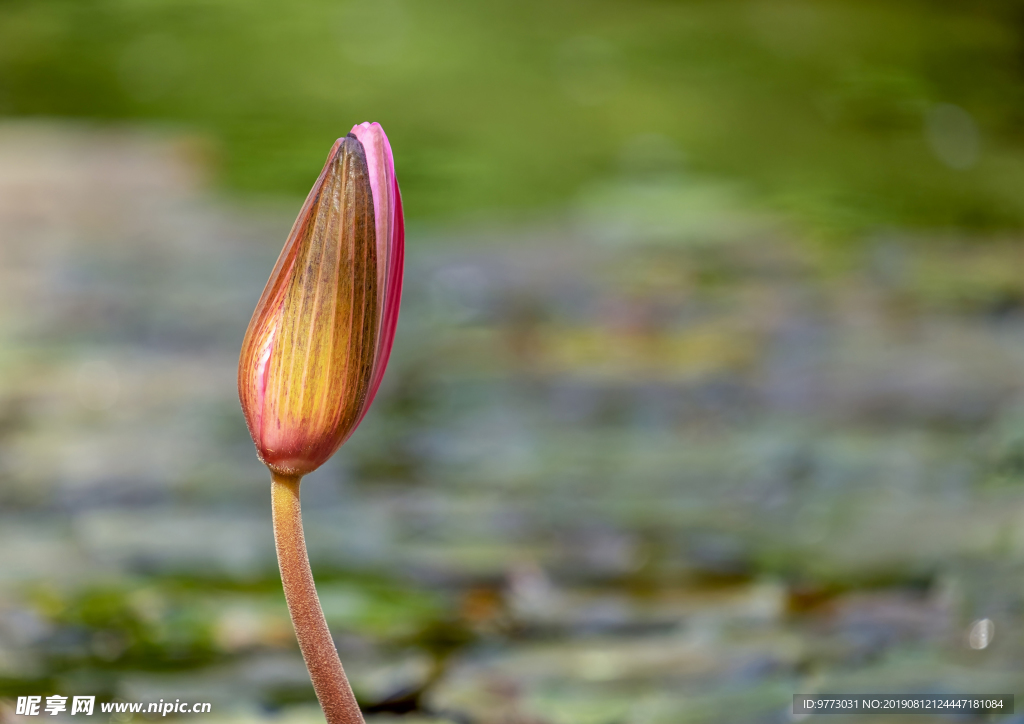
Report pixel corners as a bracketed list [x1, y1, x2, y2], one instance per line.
[271, 472, 365, 724]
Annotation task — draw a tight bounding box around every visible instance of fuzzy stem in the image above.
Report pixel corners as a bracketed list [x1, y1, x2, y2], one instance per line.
[271, 472, 365, 724]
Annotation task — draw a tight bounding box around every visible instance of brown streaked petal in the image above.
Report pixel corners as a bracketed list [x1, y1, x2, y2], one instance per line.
[239, 136, 379, 476]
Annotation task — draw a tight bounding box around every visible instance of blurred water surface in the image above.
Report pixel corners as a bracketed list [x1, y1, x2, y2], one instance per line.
[0, 124, 1023, 722]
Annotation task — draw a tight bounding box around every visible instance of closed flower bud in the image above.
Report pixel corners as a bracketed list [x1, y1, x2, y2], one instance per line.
[239, 123, 404, 477]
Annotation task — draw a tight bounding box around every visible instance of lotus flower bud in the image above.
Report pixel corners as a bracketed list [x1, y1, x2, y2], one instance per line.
[239, 123, 404, 477]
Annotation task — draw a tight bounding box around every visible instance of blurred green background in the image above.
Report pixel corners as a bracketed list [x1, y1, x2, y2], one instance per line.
[3, 2, 1024, 724]
[5, 0, 1024, 231]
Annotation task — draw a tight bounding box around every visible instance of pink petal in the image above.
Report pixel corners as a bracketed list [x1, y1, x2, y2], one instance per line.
[348, 123, 393, 303]
[348, 122, 404, 425]
[358, 177, 404, 424]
